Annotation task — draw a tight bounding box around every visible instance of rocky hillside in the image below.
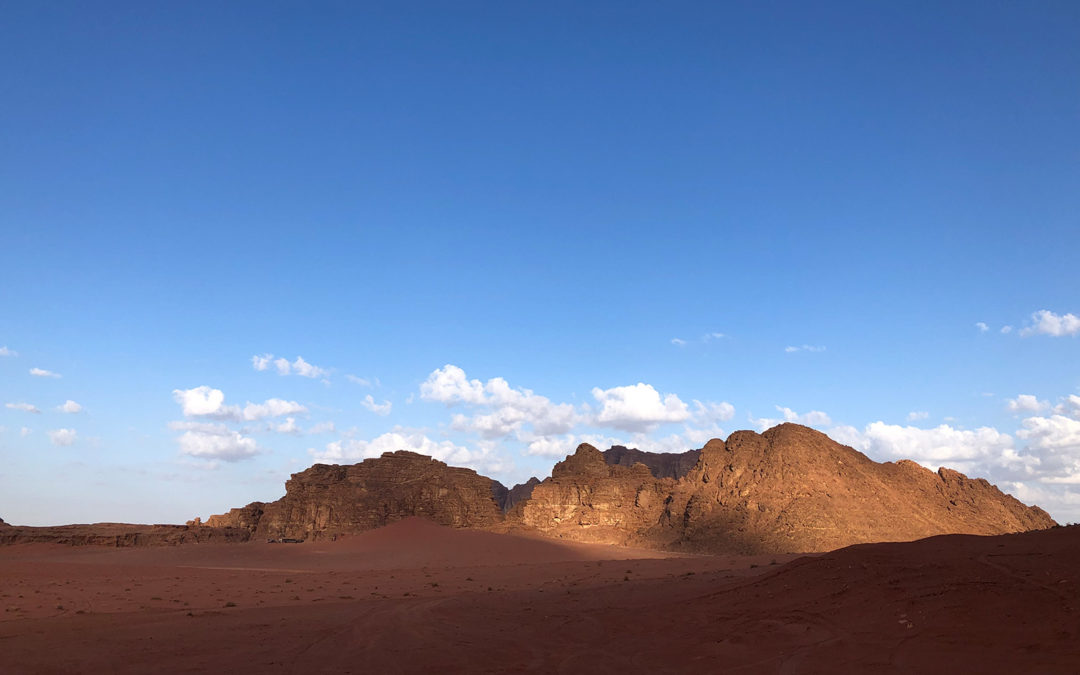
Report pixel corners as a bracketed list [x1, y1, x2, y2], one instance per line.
[516, 424, 1055, 553]
[602, 445, 700, 479]
[248, 451, 505, 541]
[0, 523, 250, 547]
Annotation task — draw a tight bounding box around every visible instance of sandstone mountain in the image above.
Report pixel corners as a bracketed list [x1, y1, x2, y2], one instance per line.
[188, 423, 1054, 554]
[517, 424, 1055, 553]
[602, 445, 700, 479]
[251, 451, 505, 541]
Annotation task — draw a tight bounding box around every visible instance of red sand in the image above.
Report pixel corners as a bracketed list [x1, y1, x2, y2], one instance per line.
[1, 519, 1078, 673]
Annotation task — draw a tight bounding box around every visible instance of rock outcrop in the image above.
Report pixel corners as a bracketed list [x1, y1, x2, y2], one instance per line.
[247, 451, 505, 541]
[603, 445, 700, 479]
[205, 502, 265, 532]
[491, 478, 541, 512]
[514, 424, 1056, 553]
[514, 444, 674, 546]
[0, 523, 251, 547]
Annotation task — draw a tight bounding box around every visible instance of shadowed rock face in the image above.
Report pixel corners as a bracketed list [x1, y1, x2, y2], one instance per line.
[491, 478, 541, 513]
[515, 425, 1056, 553]
[205, 502, 265, 532]
[0, 523, 250, 547]
[251, 451, 505, 541]
[603, 445, 701, 479]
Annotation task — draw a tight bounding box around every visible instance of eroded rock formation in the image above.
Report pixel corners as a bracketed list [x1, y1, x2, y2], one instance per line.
[516, 425, 1055, 553]
[602, 445, 700, 479]
[250, 451, 505, 541]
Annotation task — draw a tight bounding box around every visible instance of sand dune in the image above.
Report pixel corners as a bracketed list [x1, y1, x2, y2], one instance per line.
[1, 520, 1077, 673]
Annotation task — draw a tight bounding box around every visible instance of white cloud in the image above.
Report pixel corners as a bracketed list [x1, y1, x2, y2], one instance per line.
[310, 430, 508, 474]
[975, 322, 989, 332]
[691, 400, 735, 424]
[784, 345, 826, 353]
[591, 383, 690, 432]
[252, 354, 273, 371]
[671, 338, 687, 347]
[20, 426, 31, 437]
[307, 421, 336, 435]
[420, 365, 487, 404]
[906, 411, 929, 422]
[30, 367, 60, 378]
[254, 354, 331, 378]
[346, 374, 372, 387]
[1007, 394, 1050, 415]
[58, 400, 82, 414]
[752, 405, 833, 431]
[177, 427, 259, 462]
[1054, 395, 1080, 420]
[47, 428, 77, 446]
[1021, 310, 1080, 337]
[274, 417, 301, 435]
[361, 395, 392, 416]
[0, 346, 16, 357]
[241, 398, 307, 421]
[6, 402, 41, 414]
[705, 332, 726, 341]
[1000, 325, 1013, 334]
[291, 356, 328, 378]
[851, 422, 1019, 476]
[172, 386, 306, 421]
[1016, 415, 1080, 483]
[173, 386, 237, 419]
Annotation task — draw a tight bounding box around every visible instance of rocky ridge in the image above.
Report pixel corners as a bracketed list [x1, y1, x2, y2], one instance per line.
[251, 451, 505, 541]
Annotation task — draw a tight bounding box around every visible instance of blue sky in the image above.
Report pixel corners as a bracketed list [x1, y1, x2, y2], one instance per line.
[2, 2, 1079, 525]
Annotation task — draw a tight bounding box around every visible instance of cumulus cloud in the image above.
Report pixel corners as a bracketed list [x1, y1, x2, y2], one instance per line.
[975, 322, 989, 332]
[6, 402, 41, 414]
[1021, 310, 1080, 337]
[30, 367, 60, 378]
[784, 345, 826, 353]
[242, 399, 307, 421]
[171, 386, 306, 421]
[1007, 394, 1050, 415]
[705, 333, 726, 341]
[1054, 395, 1080, 420]
[346, 374, 372, 387]
[252, 354, 273, 371]
[310, 430, 508, 475]
[274, 417, 301, 435]
[361, 395, 392, 416]
[691, 400, 735, 424]
[0, 346, 15, 357]
[58, 400, 82, 414]
[176, 426, 259, 462]
[420, 365, 487, 405]
[1001, 325, 1013, 334]
[253, 354, 330, 378]
[671, 338, 687, 347]
[47, 428, 77, 446]
[752, 406, 832, 431]
[591, 383, 690, 432]
[907, 411, 929, 422]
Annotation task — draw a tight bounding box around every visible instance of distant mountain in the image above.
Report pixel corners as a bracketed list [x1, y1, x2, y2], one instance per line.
[195, 423, 1055, 554]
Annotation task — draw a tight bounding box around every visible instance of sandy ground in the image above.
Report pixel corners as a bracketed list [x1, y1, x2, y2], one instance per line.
[1, 519, 1077, 674]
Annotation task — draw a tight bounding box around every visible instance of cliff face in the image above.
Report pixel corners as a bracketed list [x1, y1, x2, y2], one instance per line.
[603, 446, 700, 479]
[184, 423, 1055, 554]
[0, 523, 250, 547]
[515, 425, 1056, 554]
[204, 502, 265, 532]
[250, 451, 505, 540]
[515, 444, 676, 546]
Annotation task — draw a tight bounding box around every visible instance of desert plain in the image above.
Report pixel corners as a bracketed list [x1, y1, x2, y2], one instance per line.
[2, 517, 1078, 674]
